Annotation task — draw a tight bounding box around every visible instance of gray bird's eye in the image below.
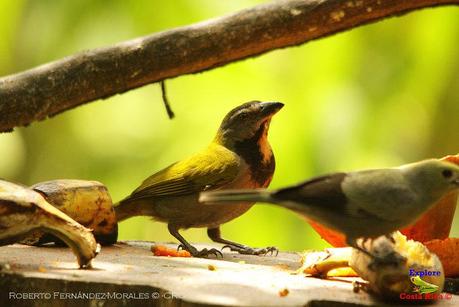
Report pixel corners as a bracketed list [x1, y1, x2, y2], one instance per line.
[442, 169, 453, 179]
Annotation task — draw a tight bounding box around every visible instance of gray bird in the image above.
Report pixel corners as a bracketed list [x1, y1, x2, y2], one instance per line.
[200, 159, 459, 255]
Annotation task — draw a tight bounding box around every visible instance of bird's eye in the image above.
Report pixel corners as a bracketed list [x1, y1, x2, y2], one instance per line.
[442, 169, 453, 179]
[237, 111, 248, 120]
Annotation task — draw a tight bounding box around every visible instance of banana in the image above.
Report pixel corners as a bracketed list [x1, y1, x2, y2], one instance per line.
[299, 232, 444, 300]
[299, 248, 357, 277]
[350, 232, 444, 299]
[22, 180, 117, 246]
[0, 180, 99, 268]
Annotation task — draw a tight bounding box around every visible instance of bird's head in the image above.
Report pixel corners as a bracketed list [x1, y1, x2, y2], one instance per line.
[401, 159, 459, 200]
[215, 101, 284, 146]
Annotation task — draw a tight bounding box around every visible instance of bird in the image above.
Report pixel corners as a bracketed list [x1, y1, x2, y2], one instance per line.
[115, 101, 284, 257]
[200, 159, 459, 257]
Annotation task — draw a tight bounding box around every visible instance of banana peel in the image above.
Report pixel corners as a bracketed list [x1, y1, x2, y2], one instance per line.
[0, 180, 99, 268]
[300, 232, 444, 300]
[299, 248, 358, 277]
[22, 180, 118, 246]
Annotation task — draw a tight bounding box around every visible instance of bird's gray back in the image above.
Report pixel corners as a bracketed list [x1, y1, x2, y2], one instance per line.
[341, 169, 418, 221]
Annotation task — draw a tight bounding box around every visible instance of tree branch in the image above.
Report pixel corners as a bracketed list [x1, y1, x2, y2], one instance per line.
[1, 0, 458, 132]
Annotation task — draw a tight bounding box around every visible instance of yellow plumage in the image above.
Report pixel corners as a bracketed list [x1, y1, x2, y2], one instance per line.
[115, 101, 283, 257]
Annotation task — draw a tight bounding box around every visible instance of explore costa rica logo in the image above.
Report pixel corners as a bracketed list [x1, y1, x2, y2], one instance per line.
[410, 276, 438, 294]
[399, 269, 452, 301]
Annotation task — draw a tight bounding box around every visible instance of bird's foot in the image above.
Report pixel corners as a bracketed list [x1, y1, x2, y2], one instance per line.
[368, 251, 407, 271]
[221, 245, 278, 256]
[193, 248, 223, 258]
[177, 244, 186, 251]
[384, 233, 396, 244]
[177, 244, 223, 258]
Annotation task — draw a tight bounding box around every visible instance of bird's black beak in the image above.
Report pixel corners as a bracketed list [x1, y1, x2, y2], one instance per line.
[260, 101, 284, 117]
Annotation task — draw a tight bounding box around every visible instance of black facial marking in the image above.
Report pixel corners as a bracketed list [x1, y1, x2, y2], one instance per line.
[234, 124, 274, 186]
[273, 173, 348, 212]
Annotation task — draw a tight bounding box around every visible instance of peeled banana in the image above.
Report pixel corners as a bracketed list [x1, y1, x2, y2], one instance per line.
[300, 232, 445, 300]
[23, 180, 118, 246]
[350, 232, 444, 299]
[0, 180, 99, 268]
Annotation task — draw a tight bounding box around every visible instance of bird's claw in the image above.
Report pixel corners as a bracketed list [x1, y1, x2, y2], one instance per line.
[263, 246, 279, 256]
[194, 248, 223, 258]
[368, 251, 407, 271]
[221, 245, 278, 256]
[177, 244, 222, 258]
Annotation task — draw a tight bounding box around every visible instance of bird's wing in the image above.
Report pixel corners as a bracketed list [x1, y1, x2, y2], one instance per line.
[272, 170, 417, 222]
[123, 144, 241, 202]
[272, 173, 349, 212]
[272, 172, 391, 220]
[341, 169, 417, 221]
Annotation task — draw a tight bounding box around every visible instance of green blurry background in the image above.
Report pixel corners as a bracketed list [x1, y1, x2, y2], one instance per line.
[1, 1, 458, 251]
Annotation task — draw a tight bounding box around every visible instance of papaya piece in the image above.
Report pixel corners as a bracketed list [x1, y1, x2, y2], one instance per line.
[425, 238, 459, 277]
[151, 244, 192, 257]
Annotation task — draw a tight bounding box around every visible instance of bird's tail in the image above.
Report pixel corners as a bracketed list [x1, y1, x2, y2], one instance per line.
[199, 189, 273, 205]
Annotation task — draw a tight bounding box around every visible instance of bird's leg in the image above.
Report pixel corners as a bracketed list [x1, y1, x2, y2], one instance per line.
[347, 237, 406, 270]
[207, 227, 278, 256]
[347, 237, 376, 259]
[167, 224, 222, 258]
[384, 233, 396, 243]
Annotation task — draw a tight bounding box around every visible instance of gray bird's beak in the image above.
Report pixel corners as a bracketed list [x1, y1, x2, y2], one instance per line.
[260, 101, 284, 117]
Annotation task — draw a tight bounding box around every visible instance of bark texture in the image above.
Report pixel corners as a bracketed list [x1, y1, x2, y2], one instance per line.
[1, 0, 458, 132]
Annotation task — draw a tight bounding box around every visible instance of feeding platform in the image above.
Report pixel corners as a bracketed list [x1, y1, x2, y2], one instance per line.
[0, 241, 457, 306]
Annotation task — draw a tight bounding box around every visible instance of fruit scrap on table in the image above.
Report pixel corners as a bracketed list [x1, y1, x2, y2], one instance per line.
[278, 288, 289, 297]
[150, 244, 191, 257]
[207, 264, 216, 271]
[38, 265, 47, 273]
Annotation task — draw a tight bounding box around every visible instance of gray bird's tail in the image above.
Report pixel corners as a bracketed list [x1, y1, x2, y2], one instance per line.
[199, 189, 273, 205]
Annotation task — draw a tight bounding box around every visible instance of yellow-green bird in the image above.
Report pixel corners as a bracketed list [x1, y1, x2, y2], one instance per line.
[115, 101, 283, 257]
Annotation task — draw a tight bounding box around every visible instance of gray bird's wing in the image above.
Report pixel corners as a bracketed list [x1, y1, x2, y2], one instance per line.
[340, 169, 417, 221]
[272, 173, 349, 213]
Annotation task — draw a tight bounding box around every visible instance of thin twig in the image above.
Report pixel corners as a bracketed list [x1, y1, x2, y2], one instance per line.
[160, 81, 175, 119]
